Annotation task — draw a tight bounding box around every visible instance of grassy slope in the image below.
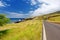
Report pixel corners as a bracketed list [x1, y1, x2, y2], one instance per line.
[47, 11, 60, 22]
[48, 16, 60, 22]
[0, 18, 42, 40]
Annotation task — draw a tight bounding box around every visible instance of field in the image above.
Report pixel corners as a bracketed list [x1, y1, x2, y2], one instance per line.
[48, 16, 60, 24]
[0, 11, 60, 40]
[0, 18, 42, 40]
[47, 11, 60, 23]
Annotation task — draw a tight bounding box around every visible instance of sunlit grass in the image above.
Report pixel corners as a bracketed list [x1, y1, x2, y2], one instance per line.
[48, 16, 60, 23]
[0, 19, 42, 40]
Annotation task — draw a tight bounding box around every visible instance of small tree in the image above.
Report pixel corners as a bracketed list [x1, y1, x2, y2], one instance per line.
[0, 14, 10, 26]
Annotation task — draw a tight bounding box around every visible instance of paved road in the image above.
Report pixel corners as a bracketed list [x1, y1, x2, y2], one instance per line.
[43, 21, 60, 40]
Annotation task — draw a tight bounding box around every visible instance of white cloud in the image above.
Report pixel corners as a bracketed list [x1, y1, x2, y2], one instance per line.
[0, 1, 5, 7]
[28, 11, 33, 14]
[6, 12, 29, 18]
[30, 0, 37, 5]
[30, 0, 60, 17]
[0, 1, 10, 7]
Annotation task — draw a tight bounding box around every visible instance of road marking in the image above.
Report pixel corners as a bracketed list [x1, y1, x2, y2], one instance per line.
[43, 23, 47, 40]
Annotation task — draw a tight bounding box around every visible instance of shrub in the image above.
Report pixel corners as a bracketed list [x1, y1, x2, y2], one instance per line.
[0, 14, 10, 26]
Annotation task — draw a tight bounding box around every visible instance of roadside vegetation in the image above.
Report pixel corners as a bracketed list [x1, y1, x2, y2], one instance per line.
[46, 11, 60, 23]
[0, 14, 10, 26]
[47, 15, 60, 24]
[41, 11, 60, 24]
[0, 16, 42, 40]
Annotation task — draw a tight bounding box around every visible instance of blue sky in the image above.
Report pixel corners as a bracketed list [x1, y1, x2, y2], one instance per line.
[0, 0, 38, 13]
[0, 0, 60, 18]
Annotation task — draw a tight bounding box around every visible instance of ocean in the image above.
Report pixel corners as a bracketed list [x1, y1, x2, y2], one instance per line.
[10, 18, 25, 22]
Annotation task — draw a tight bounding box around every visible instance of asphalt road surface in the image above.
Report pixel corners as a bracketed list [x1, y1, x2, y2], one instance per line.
[43, 21, 60, 40]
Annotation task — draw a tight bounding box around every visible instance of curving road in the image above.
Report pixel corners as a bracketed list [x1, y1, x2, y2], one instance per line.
[43, 21, 60, 40]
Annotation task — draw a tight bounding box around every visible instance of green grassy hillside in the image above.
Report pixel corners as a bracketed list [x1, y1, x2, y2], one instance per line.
[46, 11, 60, 23]
[0, 18, 42, 40]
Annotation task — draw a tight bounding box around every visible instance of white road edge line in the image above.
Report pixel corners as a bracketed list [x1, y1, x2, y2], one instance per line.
[43, 23, 47, 40]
